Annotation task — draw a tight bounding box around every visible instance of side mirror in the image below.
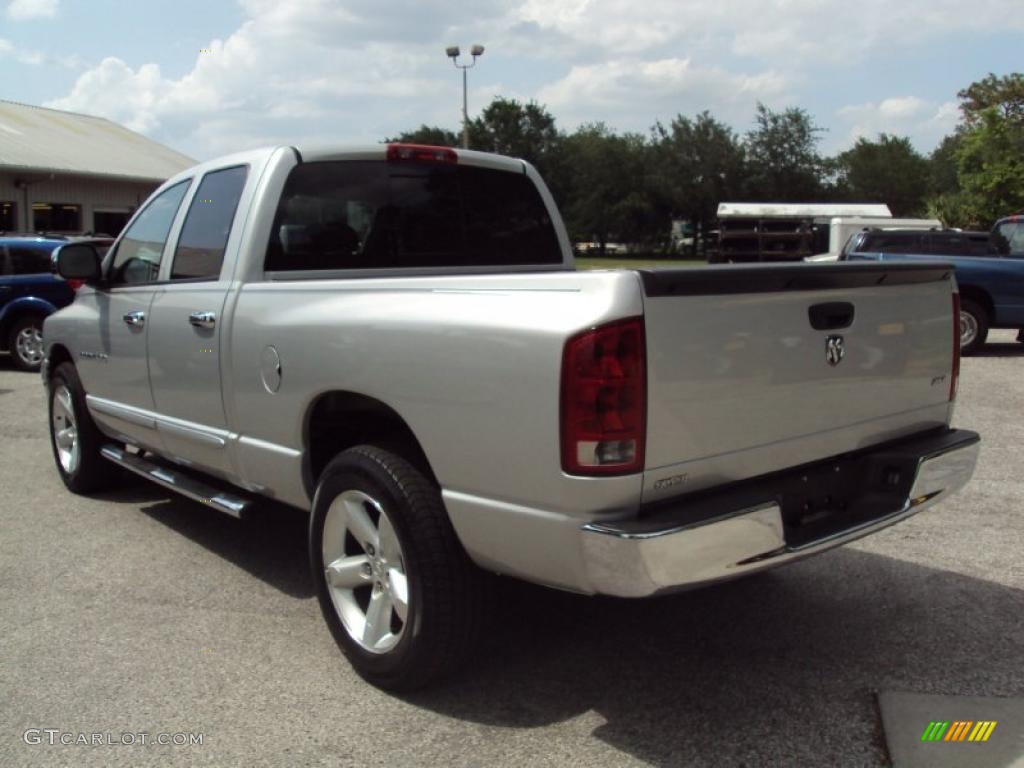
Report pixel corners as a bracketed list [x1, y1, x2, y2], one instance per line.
[55, 243, 103, 283]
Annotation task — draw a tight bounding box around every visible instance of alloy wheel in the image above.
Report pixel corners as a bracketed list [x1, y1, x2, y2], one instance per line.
[322, 490, 409, 654]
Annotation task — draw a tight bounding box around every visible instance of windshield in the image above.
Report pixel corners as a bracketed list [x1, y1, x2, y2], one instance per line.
[992, 220, 1024, 256]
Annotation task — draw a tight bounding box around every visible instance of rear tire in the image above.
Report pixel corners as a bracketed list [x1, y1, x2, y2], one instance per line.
[310, 445, 483, 691]
[8, 315, 45, 372]
[959, 298, 989, 356]
[48, 362, 119, 493]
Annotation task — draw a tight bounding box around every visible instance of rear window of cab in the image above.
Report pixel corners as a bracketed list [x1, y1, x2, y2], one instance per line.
[265, 160, 562, 271]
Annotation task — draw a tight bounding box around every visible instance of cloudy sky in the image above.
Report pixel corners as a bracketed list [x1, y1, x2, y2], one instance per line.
[1, 0, 1021, 162]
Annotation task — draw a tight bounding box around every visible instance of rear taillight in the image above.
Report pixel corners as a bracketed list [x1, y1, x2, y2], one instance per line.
[950, 292, 961, 401]
[560, 317, 646, 475]
[67, 279, 84, 292]
[386, 143, 458, 164]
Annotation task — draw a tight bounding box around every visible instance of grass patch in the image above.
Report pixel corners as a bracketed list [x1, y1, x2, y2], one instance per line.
[575, 257, 706, 270]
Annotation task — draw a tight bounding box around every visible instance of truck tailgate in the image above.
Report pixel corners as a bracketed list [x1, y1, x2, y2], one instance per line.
[638, 263, 956, 504]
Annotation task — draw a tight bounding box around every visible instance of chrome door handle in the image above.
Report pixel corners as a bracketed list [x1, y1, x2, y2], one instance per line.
[122, 311, 146, 327]
[189, 311, 216, 329]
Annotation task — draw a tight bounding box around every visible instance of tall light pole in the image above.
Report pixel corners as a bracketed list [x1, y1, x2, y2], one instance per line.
[445, 44, 484, 149]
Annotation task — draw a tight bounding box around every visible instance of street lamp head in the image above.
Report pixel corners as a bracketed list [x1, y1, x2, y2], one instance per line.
[445, 46, 460, 58]
[470, 44, 485, 57]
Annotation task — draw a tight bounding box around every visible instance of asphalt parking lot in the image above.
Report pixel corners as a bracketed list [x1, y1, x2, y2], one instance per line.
[1, 332, 1022, 768]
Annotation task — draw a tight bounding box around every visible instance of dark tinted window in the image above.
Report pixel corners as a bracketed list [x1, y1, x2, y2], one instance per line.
[926, 233, 967, 255]
[0, 244, 56, 275]
[33, 203, 81, 232]
[861, 232, 924, 253]
[110, 181, 190, 285]
[966, 234, 992, 255]
[171, 166, 248, 280]
[265, 160, 562, 271]
[4, 245, 54, 275]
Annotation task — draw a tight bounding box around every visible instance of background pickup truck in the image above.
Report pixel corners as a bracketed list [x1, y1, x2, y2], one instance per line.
[845, 214, 1024, 354]
[43, 143, 980, 690]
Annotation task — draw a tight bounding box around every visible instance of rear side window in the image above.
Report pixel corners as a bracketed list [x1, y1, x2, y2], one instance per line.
[265, 160, 561, 271]
[966, 235, 992, 255]
[1, 245, 53, 275]
[171, 166, 248, 280]
[861, 233, 922, 253]
[926, 233, 966, 255]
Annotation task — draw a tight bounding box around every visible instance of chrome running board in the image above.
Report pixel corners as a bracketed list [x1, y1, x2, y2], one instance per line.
[100, 444, 252, 519]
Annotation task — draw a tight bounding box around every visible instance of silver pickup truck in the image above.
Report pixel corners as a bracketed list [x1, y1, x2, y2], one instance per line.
[44, 143, 980, 690]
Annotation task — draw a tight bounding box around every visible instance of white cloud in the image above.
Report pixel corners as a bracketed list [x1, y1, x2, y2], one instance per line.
[0, 36, 49, 65]
[6, 0, 58, 20]
[834, 98, 960, 152]
[516, 0, 1024, 64]
[538, 58, 788, 132]
[41, 0, 1022, 159]
[48, 57, 168, 132]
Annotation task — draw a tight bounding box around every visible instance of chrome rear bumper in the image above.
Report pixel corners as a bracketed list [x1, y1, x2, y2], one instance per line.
[580, 429, 980, 597]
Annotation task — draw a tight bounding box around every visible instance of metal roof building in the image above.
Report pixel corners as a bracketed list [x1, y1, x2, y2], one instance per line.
[0, 100, 195, 236]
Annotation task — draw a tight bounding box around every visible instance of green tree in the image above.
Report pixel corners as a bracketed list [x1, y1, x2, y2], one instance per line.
[928, 133, 962, 199]
[744, 103, 826, 201]
[951, 108, 1024, 227]
[385, 125, 460, 146]
[928, 72, 1024, 227]
[654, 111, 746, 255]
[557, 124, 668, 253]
[957, 73, 1024, 126]
[836, 134, 930, 216]
[467, 98, 560, 170]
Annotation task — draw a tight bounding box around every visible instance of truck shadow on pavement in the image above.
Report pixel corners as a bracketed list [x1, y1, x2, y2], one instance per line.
[408, 552, 1024, 767]
[115, 488, 1023, 766]
[975, 340, 1024, 357]
[133, 494, 314, 599]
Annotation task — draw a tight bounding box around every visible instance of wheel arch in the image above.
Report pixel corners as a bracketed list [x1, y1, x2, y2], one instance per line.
[302, 390, 438, 499]
[0, 299, 55, 350]
[957, 284, 994, 321]
[45, 343, 75, 380]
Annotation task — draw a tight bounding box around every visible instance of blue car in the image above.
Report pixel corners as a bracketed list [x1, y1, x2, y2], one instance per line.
[0, 236, 112, 371]
[845, 215, 1024, 355]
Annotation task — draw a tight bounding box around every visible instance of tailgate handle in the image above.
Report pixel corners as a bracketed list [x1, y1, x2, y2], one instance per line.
[808, 302, 855, 330]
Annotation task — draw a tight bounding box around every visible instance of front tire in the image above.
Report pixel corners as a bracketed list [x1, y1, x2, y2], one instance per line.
[9, 315, 45, 372]
[310, 446, 483, 691]
[959, 298, 989, 356]
[48, 362, 118, 493]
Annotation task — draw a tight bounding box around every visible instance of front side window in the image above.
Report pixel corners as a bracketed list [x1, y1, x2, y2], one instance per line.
[109, 181, 190, 285]
[265, 160, 561, 272]
[992, 221, 1024, 257]
[171, 166, 248, 280]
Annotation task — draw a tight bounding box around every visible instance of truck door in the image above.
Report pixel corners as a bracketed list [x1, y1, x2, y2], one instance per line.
[77, 180, 191, 449]
[146, 165, 249, 478]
